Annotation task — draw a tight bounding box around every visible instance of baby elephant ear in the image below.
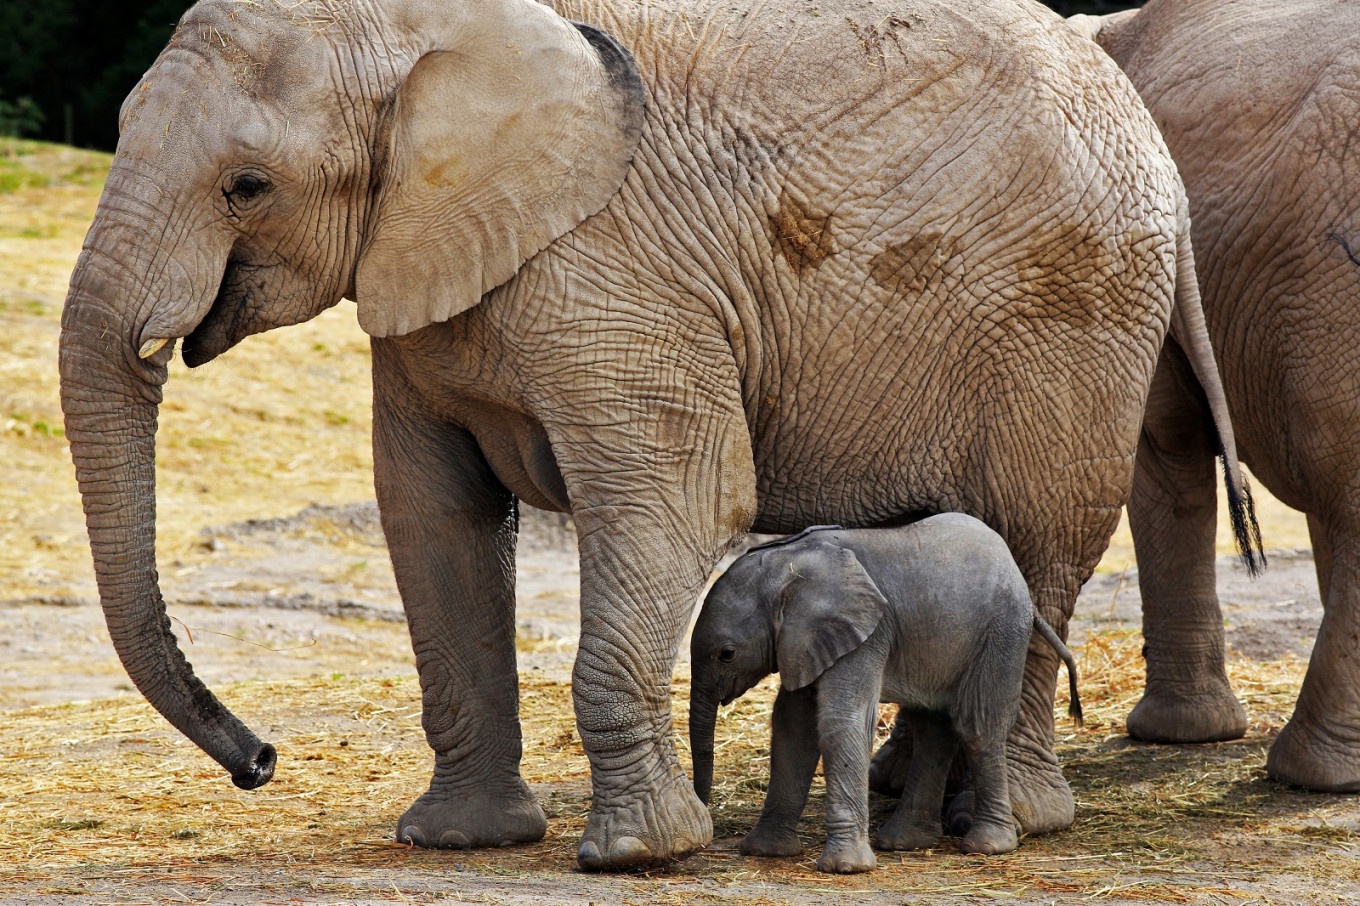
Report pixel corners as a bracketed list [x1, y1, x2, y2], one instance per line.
[355, 8, 645, 337]
[776, 545, 889, 691]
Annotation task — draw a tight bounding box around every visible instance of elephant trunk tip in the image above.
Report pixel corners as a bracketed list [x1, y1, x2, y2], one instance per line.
[230, 743, 277, 790]
[693, 770, 712, 805]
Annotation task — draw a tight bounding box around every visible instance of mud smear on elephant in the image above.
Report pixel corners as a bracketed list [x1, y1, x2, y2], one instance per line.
[770, 194, 836, 273]
[869, 230, 962, 298]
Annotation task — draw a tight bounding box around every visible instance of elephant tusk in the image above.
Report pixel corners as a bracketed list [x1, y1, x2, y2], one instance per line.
[138, 338, 170, 359]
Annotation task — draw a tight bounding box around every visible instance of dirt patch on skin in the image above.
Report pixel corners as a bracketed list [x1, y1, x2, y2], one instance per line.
[770, 193, 836, 273]
[3, 139, 1357, 904]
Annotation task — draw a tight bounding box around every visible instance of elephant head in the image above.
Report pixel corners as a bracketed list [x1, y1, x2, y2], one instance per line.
[688, 534, 889, 803]
[58, 0, 644, 787]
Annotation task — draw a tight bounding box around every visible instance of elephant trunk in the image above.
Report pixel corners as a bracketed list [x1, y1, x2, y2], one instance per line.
[689, 689, 719, 804]
[59, 236, 275, 790]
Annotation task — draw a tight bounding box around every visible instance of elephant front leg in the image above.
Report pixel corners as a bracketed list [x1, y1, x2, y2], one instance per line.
[547, 347, 756, 870]
[811, 663, 881, 873]
[741, 686, 820, 858]
[1126, 347, 1247, 744]
[570, 512, 725, 870]
[1267, 520, 1360, 791]
[373, 388, 545, 849]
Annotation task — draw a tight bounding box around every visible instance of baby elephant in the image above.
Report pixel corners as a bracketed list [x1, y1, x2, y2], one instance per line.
[689, 514, 1081, 873]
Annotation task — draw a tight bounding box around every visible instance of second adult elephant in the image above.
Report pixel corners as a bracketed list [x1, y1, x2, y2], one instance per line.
[59, 0, 1257, 871]
[1078, 0, 1360, 792]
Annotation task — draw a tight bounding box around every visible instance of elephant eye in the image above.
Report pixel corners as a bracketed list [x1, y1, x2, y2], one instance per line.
[224, 172, 271, 210]
[718, 645, 737, 664]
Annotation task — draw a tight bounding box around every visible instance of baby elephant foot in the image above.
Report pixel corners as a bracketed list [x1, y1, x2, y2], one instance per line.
[817, 837, 877, 873]
[959, 820, 1018, 856]
[875, 814, 942, 851]
[397, 783, 546, 849]
[576, 773, 712, 871]
[740, 822, 803, 858]
[944, 790, 974, 837]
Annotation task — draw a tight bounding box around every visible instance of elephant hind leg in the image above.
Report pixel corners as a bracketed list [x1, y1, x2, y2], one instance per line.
[1004, 624, 1076, 836]
[874, 711, 955, 852]
[1267, 519, 1360, 791]
[1126, 339, 1246, 744]
[868, 709, 913, 798]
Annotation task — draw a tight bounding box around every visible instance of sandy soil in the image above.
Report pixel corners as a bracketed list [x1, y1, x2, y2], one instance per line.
[2, 505, 1356, 904]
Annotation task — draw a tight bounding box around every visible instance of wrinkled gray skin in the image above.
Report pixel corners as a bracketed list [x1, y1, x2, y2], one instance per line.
[690, 516, 1083, 872]
[58, 0, 1258, 871]
[1072, 0, 1360, 793]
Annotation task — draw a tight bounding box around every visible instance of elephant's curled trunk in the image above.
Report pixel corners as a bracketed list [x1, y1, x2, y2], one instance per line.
[59, 259, 276, 790]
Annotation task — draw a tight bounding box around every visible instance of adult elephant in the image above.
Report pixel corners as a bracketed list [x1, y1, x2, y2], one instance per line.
[59, 0, 1257, 870]
[1073, 0, 1360, 792]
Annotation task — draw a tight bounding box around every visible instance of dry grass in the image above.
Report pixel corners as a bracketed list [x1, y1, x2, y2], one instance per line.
[1, 637, 1355, 902]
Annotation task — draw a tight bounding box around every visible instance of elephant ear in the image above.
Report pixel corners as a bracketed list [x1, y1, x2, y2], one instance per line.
[355, 8, 645, 337]
[775, 545, 889, 691]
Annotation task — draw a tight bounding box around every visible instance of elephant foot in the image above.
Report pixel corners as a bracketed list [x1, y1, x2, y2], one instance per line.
[1006, 757, 1073, 836]
[943, 790, 974, 837]
[817, 837, 876, 873]
[576, 772, 712, 871]
[740, 823, 804, 857]
[868, 718, 912, 798]
[397, 781, 547, 849]
[1266, 715, 1360, 792]
[960, 819, 1018, 856]
[1127, 679, 1247, 744]
[874, 812, 942, 851]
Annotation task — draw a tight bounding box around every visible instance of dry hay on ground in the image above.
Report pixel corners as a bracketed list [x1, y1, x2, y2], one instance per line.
[1, 631, 1356, 903]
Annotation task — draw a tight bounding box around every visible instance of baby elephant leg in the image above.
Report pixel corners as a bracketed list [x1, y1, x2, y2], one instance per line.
[876, 711, 958, 851]
[742, 686, 819, 857]
[815, 681, 880, 873]
[958, 734, 1019, 855]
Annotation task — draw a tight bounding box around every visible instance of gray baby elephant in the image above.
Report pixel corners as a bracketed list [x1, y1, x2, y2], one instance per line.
[689, 514, 1081, 873]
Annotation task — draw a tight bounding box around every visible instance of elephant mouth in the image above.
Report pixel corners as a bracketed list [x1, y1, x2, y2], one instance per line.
[181, 264, 262, 367]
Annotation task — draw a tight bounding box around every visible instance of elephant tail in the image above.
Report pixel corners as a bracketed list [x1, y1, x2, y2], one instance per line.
[1032, 613, 1083, 726]
[1169, 217, 1265, 577]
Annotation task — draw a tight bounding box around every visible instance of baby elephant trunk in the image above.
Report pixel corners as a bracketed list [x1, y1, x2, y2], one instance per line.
[689, 691, 719, 804]
[1032, 613, 1084, 726]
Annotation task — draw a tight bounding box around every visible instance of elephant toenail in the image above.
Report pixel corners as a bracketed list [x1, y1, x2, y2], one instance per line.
[399, 825, 427, 848]
[438, 829, 472, 849]
[610, 835, 652, 864]
[577, 840, 604, 870]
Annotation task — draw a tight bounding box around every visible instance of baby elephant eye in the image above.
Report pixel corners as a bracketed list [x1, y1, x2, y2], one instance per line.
[718, 646, 737, 664]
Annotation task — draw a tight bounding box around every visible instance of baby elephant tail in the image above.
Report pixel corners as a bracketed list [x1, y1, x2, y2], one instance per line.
[1032, 613, 1083, 727]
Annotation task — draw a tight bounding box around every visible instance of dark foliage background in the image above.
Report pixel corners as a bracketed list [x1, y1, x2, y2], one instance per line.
[0, 0, 1142, 151]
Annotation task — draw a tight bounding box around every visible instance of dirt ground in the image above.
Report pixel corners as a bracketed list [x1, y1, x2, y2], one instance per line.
[3, 139, 1358, 903]
[1, 505, 1355, 904]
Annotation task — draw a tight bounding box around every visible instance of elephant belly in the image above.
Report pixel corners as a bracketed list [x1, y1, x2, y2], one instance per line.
[745, 266, 1163, 548]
